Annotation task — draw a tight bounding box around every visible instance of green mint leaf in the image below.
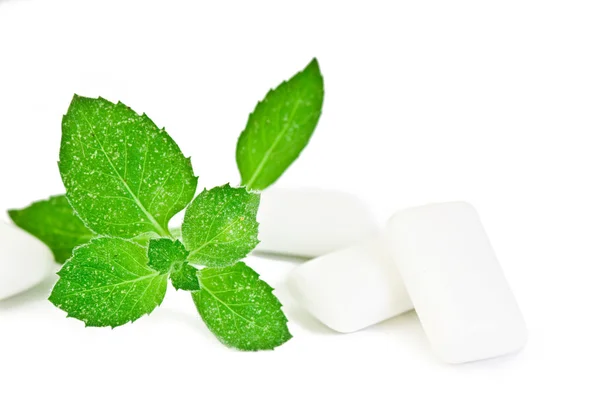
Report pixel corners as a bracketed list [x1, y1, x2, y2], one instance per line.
[8, 195, 93, 263]
[182, 184, 260, 267]
[147, 238, 186, 274]
[192, 262, 292, 351]
[59, 95, 198, 239]
[147, 238, 199, 291]
[170, 262, 201, 291]
[49, 237, 168, 327]
[236, 58, 324, 190]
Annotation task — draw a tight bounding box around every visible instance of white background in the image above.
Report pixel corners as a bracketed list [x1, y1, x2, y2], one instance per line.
[1, 0, 599, 396]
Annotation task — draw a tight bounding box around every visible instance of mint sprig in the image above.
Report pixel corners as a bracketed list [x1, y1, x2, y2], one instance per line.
[9, 58, 324, 350]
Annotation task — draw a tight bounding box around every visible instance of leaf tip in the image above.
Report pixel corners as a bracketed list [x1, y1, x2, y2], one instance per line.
[308, 57, 320, 70]
[65, 94, 82, 114]
[6, 208, 18, 220]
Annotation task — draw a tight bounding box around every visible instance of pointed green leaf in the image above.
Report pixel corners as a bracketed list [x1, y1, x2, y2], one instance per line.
[192, 262, 292, 351]
[182, 184, 260, 267]
[236, 58, 324, 190]
[59, 95, 198, 239]
[49, 237, 168, 327]
[8, 195, 93, 263]
[147, 238, 199, 291]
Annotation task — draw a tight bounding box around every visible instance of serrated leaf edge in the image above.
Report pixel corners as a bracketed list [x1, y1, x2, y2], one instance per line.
[195, 264, 293, 351]
[49, 237, 167, 328]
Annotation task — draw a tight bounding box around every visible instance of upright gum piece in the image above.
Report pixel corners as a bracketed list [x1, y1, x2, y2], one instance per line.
[386, 202, 527, 363]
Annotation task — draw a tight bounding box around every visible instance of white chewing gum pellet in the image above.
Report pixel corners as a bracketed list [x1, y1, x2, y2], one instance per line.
[386, 202, 527, 363]
[287, 237, 413, 333]
[0, 221, 55, 300]
[257, 188, 379, 258]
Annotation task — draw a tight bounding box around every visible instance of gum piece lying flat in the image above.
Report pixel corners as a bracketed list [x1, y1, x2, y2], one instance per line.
[287, 237, 413, 333]
[256, 188, 379, 258]
[386, 202, 527, 363]
[0, 221, 55, 300]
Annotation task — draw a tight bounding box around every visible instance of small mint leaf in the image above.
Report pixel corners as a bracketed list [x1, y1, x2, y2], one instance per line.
[236, 58, 324, 190]
[8, 195, 93, 263]
[49, 237, 168, 327]
[192, 262, 292, 351]
[171, 262, 201, 291]
[182, 184, 260, 267]
[147, 238, 199, 291]
[59, 95, 198, 239]
[147, 238, 187, 274]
